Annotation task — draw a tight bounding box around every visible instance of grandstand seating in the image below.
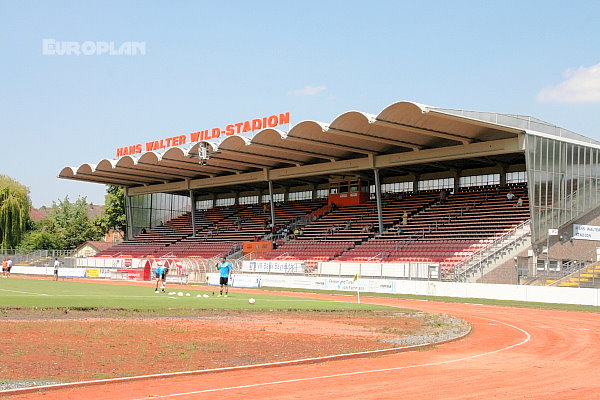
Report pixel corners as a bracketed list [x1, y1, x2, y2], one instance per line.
[296, 191, 439, 243]
[95, 199, 326, 258]
[380, 184, 528, 240]
[336, 184, 530, 275]
[95, 185, 530, 279]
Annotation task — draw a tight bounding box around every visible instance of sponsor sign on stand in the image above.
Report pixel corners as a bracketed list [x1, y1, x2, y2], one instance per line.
[206, 273, 261, 288]
[257, 275, 398, 293]
[86, 268, 100, 278]
[573, 224, 600, 241]
[99, 268, 113, 278]
[242, 260, 305, 274]
[231, 274, 261, 288]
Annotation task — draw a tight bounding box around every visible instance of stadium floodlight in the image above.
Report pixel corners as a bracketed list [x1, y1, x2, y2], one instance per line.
[199, 142, 209, 165]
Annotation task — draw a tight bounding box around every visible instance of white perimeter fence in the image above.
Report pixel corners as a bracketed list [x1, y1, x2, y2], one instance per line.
[8, 257, 600, 307]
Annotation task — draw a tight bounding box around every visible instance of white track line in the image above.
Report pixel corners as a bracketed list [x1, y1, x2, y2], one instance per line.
[131, 316, 531, 400]
[0, 288, 50, 296]
[1, 342, 434, 396]
[0, 315, 529, 398]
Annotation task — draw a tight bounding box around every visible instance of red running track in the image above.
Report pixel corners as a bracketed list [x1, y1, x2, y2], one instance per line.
[5, 292, 600, 400]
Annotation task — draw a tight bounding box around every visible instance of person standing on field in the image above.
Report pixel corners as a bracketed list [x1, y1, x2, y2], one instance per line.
[216, 256, 233, 297]
[53, 258, 60, 281]
[154, 264, 166, 293]
[162, 264, 169, 292]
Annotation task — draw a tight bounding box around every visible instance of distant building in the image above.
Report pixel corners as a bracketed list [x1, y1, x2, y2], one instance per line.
[104, 229, 124, 243]
[72, 241, 115, 257]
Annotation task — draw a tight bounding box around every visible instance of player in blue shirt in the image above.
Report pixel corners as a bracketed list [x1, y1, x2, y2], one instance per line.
[216, 256, 233, 297]
[154, 265, 166, 293]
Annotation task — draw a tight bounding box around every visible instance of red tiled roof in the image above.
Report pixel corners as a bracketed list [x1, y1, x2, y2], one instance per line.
[76, 241, 114, 252]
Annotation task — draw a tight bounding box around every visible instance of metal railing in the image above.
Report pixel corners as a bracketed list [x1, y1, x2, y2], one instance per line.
[452, 220, 531, 282]
[0, 249, 76, 266]
[543, 261, 600, 288]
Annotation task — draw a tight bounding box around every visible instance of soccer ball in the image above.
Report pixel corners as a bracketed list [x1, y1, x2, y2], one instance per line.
[248, 298, 256, 304]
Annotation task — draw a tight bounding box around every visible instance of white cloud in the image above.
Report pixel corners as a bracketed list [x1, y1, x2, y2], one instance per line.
[537, 63, 600, 103]
[286, 85, 327, 96]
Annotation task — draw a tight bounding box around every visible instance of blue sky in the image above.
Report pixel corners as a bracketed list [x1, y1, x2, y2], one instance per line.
[1, 0, 599, 207]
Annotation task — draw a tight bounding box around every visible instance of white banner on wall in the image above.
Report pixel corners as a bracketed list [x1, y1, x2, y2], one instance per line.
[319, 262, 438, 279]
[573, 224, 600, 241]
[207, 273, 261, 288]
[242, 260, 305, 274]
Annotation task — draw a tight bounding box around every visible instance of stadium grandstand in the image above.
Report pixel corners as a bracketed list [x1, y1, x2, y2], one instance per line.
[59, 101, 600, 287]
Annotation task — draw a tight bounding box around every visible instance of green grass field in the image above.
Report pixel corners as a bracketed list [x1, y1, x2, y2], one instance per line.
[3, 277, 597, 313]
[0, 278, 394, 312]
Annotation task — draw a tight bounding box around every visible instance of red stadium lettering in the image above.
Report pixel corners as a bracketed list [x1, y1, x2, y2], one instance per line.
[267, 115, 278, 127]
[117, 144, 141, 157]
[279, 112, 290, 125]
[114, 112, 290, 157]
[242, 120, 251, 133]
[191, 131, 209, 142]
[190, 131, 200, 142]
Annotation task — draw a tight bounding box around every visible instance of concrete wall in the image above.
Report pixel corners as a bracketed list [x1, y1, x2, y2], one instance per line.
[548, 206, 600, 262]
[236, 274, 600, 306]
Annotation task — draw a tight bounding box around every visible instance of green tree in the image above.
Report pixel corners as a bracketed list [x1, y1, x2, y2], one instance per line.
[97, 185, 126, 234]
[47, 196, 103, 249]
[0, 175, 31, 248]
[18, 229, 63, 250]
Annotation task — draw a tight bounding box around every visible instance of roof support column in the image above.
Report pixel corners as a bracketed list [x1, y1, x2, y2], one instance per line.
[499, 164, 508, 187]
[412, 173, 420, 193]
[282, 186, 290, 202]
[189, 190, 196, 237]
[124, 190, 132, 240]
[452, 168, 461, 194]
[373, 168, 384, 235]
[268, 180, 276, 228]
[148, 193, 153, 232]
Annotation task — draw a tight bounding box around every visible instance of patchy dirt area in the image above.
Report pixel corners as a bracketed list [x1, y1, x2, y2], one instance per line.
[0, 308, 468, 389]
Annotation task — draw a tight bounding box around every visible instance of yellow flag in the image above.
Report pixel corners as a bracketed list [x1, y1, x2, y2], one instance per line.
[353, 272, 360, 281]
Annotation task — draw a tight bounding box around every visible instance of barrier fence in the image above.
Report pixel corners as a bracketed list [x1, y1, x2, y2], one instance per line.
[6, 257, 599, 306]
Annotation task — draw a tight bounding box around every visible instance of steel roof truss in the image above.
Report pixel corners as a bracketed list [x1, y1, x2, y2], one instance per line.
[326, 126, 422, 150]
[373, 119, 473, 144]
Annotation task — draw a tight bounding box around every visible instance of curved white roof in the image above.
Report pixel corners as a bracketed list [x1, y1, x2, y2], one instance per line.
[59, 100, 592, 195]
